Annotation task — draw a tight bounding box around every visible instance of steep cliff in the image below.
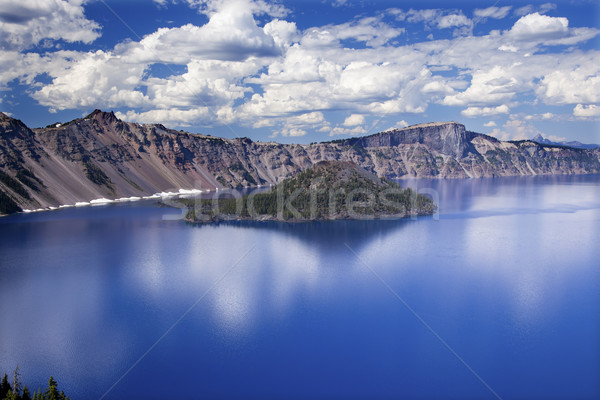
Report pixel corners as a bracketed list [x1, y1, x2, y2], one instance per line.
[1, 110, 599, 213]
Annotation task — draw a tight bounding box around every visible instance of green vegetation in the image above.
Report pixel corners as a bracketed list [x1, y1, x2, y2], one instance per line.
[118, 172, 143, 192]
[0, 190, 22, 214]
[0, 170, 30, 200]
[181, 161, 436, 223]
[0, 367, 70, 400]
[485, 149, 512, 166]
[203, 136, 226, 144]
[374, 149, 386, 159]
[228, 162, 257, 186]
[510, 140, 570, 150]
[82, 159, 112, 189]
[16, 169, 42, 192]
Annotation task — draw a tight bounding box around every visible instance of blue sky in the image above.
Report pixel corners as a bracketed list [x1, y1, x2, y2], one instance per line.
[0, 0, 599, 144]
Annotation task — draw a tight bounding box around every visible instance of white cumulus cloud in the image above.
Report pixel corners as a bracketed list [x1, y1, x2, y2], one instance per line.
[536, 54, 600, 105]
[0, 0, 100, 50]
[319, 16, 404, 47]
[461, 105, 510, 117]
[164, 0, 290, 18]
[393, 8, 473, 35]
[573, 104, 600, 117]
[489, 118, 542, 141]
[272, 111, 328, 137]
[33, 50, 149, 112]
[508, 12, 568, 41]
[437, 14, 471, 29]
[443, 66, 520, 107]
[2, 1, 599, 138]
[117, 2, 280, 64]
[330, 125, 367, 136]
[343, 114, 365, 126]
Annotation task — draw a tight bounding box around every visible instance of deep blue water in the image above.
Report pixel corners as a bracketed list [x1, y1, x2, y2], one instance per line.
[1, 175, 599, 400]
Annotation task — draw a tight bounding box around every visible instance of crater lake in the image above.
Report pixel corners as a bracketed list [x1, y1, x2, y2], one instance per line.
[1, 175, 599, 400]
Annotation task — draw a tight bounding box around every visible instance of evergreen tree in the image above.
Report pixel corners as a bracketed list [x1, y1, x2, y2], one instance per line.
[22, 386, 32, 400]
[11, 366, 22, 399]
[0, 374, 9, 400]
[32, 388, 42, 400]
[4, 388, 14, 400]
[43, 377, 59, 400]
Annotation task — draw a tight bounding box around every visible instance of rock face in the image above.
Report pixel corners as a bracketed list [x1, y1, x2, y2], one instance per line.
[1, 110, 599, 213]
[351, 122, 475, 158]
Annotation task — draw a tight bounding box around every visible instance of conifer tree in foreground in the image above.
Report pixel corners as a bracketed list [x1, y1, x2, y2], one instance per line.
[1, 368, 70, 400]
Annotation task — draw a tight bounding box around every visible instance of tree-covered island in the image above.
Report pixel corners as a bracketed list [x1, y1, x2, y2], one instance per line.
[180, 161, 436, 223]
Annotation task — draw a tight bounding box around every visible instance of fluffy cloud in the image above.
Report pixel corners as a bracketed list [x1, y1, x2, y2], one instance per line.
[385, 120, 409, 131]
[343, 114, 364, 126]
[443, 66, 520, 106]
[421, 79, 455, 95]
[474, 6, 512, 20]
[461, 105, 510, 117]
[277, 127, 307, 137]
[522, 112, 561, 121]
[489, 118, 542, 141]
[2, 1, 600, 137]
[536, 55, 600, 105]
[0, 0, 100, 50]
[160, 0, 289, 18]
[483, 121, 497, 127]
[508, 13, 568, 40]
[392, 8, 473, 35]
[116, 108, 212, 126]
[504, 12, 599, 48]
[33, 50, 149, 111]
[274, 111, 327, 137]
[117, 2, 280, 64]
[545, 134, 567, 142]
[330, 126, 367, 136]
[437, 14, 471, 29]
[29, 0, 282, 114]
[319, 17, 405, 47]
[573, 104, 600, 117]
[238, 39, 433, 125]
[263, 19, 300, 48]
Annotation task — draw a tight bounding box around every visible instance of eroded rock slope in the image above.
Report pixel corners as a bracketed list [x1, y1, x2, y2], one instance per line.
[1, 110, 598, 213]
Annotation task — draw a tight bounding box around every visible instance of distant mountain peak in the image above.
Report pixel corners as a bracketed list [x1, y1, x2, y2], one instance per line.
[531, 133, 599, 150]
[0, 112, 31, 135]
[0, 112, 20, 124]
[84, 109, 119, 124]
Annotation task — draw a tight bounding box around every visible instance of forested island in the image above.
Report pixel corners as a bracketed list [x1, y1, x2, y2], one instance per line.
[181, 161, 436, 223]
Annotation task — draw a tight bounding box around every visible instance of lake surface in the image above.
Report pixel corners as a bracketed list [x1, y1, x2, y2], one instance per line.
[1, 175, 599, 399]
